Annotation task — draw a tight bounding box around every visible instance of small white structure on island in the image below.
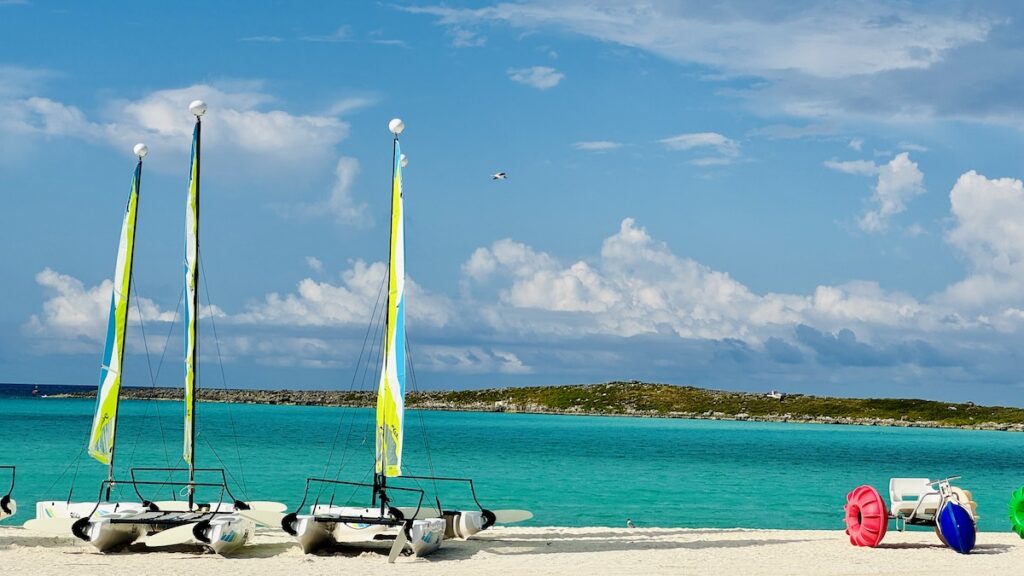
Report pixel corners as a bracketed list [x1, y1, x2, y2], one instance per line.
[767, 390, 787, 400]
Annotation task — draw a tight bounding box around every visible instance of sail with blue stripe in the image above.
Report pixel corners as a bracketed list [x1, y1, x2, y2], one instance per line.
[375, 139, 406, 478]
[183, 120, 200, 465]
[88, 158, 143, 466]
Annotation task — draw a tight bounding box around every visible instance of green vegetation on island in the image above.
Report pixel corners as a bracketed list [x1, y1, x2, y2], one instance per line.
[48, 381, 1024, 431]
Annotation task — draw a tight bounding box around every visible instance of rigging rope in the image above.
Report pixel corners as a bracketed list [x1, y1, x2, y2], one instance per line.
[405, 338, 442, 507]
[199, 256, 250, 500]
[123, 281, 180, 473]
[315, 269, 388, 506]
[43, 444, 86, 502]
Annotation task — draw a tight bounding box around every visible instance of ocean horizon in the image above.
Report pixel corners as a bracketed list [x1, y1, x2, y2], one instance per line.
[3, 383, 1023, 532]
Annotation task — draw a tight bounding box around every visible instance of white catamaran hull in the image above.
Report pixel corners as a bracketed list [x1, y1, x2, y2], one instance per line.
[73, 506, 150, 551]
[199, 514, 256, 555]
[445, 510, 486, 539]
[293, 505, 444, 557]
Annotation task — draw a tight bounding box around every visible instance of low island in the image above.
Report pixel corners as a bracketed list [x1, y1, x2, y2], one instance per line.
[48, 381, 1024, 432]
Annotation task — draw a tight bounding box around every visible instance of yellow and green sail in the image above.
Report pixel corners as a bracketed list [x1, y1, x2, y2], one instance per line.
[88, 160, 143, 465]
[375, 140, 406, 478]
[183, 121, 200, 464]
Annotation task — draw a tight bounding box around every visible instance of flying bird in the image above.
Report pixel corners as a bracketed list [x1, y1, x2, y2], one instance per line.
[492, 172, 507, 180]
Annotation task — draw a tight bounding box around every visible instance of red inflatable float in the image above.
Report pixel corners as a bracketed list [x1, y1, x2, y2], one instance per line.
[844, 485, 888, 547]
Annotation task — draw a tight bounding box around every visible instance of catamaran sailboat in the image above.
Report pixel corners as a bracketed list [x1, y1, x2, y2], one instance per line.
[282, 119, 444, 559]
[30, 101, 272, 555]
[282, 119, 529, 561]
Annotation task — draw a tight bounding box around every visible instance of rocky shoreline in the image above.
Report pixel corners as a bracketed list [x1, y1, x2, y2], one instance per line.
[47, 384, 1024, 433]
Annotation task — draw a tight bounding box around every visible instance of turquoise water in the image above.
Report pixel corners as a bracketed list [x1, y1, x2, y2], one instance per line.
[3, 392, 1024, 531]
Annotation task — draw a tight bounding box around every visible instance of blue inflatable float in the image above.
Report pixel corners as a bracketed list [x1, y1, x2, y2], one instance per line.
[937, 500, 976, 554]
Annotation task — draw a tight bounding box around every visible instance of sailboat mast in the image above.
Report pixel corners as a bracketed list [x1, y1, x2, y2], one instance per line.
[184, 100, 206, 506]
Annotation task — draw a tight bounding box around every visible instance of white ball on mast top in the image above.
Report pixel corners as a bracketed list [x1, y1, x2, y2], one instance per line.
[189, 100, 208, 117]
[133, 143, 149, 159]
[388, 118, 405, 135]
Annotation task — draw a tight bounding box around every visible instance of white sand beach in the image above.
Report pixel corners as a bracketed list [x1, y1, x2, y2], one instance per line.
[1, 526, 1020, 575]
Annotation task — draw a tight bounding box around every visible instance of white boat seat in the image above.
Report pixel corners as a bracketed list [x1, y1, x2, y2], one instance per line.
[889, 478, 940, 519]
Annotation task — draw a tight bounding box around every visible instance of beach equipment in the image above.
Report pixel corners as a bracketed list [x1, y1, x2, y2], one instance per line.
[282, 120, 443, 559]
[0, 466, 14, 521]
[937, 499, 976, 554]
[844, 476, 977, 553]
[283, 119, 525, 561]
[1010, 486, 1024, 538]
[30, 103, 267, 555]
[843, 485, 887, 547]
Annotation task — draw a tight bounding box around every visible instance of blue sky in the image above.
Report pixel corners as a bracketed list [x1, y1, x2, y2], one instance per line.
[4, 0, 1024, 404]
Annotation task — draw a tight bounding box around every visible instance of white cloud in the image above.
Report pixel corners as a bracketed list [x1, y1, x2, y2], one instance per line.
[24, 268, 176, 352]
[660, 132, 739, 165]
[905, 224, 927, 237]
[108, 84, 349, 166]
[273, 155, 372, 224]
[461, 218, 954, 344]
[240, 36, 283, 43]
[415, 346, 531, 374]
[899, 142, 929, 152]
[1, 96, 99, 138]
[403, 2, 991, 79]
[507, 66, 564, 90]
[942, 171, 1024, 309]
[301, 26, 352, 43]
[324, 96, 378, 116]
[825, 152, 924, 232]
[861, 153, 925, 232]
[748, 123, 838, 140]
[324, 156, 371, 225]
[848, 138, 864, 151]
[573, 140, 622, 152]
[0, 65, 54, 98]
[823, 158, 877, 176]
[403, 2, 1016, 129]
[238, 259, 453, 328]
[0, 81, 351, 175]
[29, 192, 1024, 384]
[451, 27, 487, 47]
[306, 256, 324, 273]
